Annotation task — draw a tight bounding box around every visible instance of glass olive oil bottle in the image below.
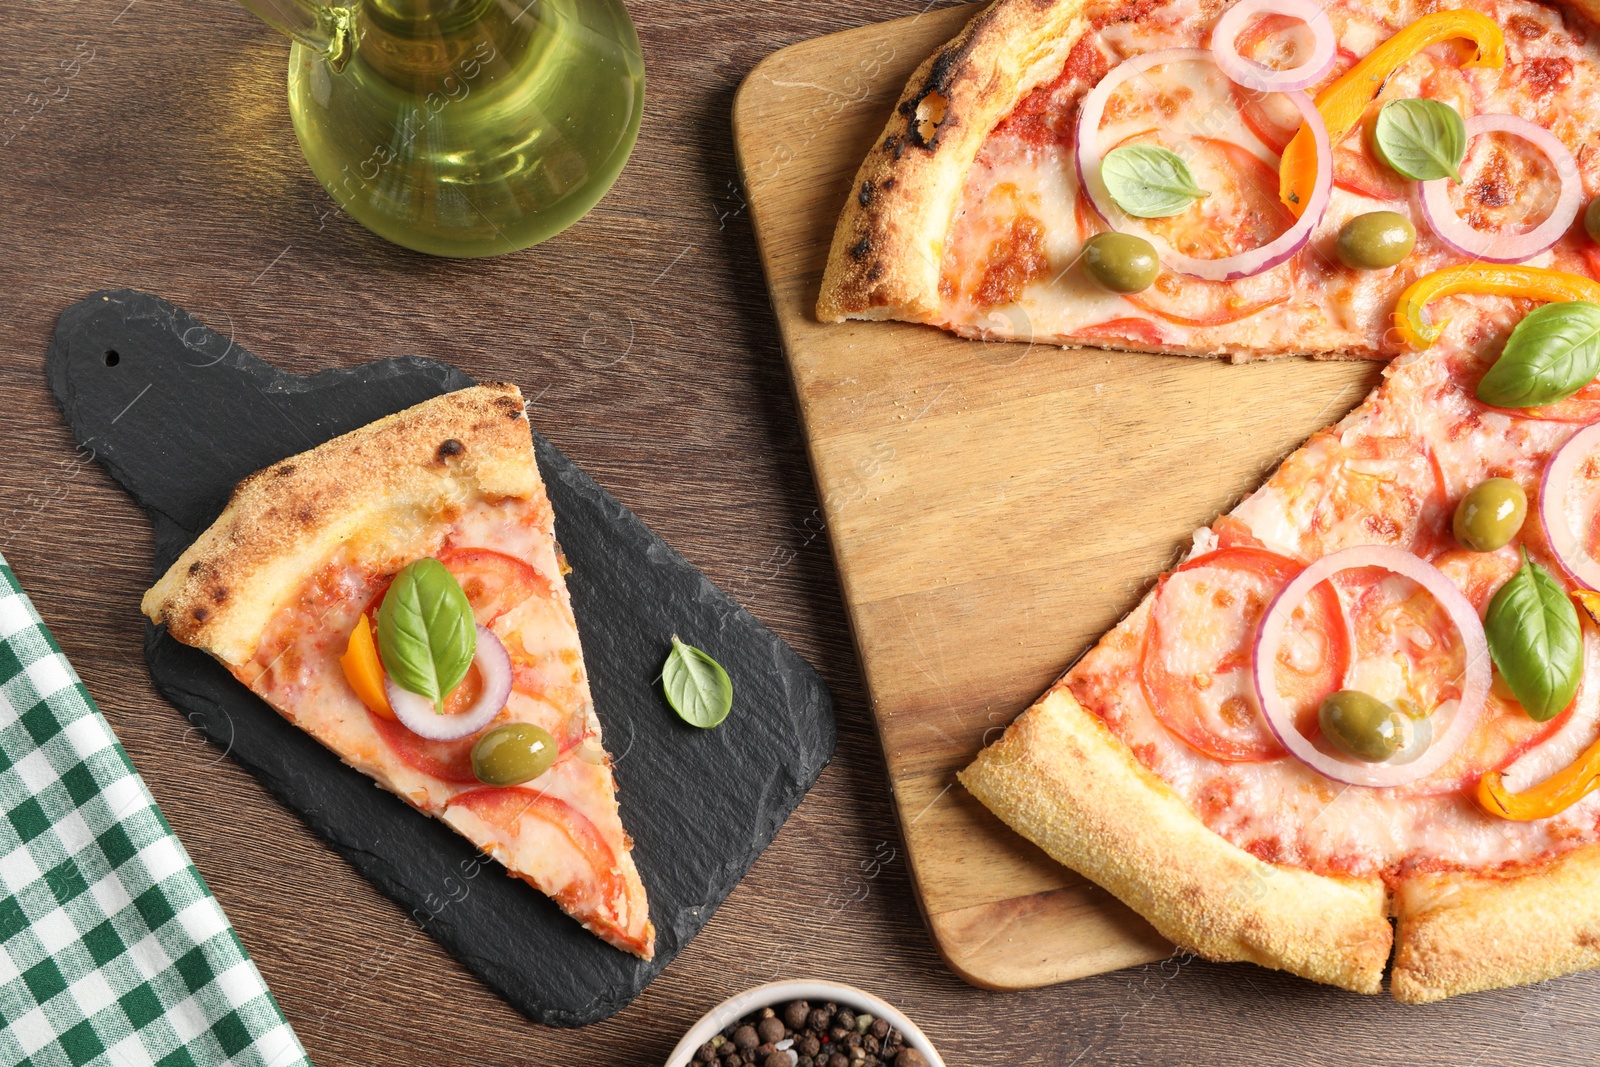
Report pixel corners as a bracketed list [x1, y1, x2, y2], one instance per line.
[241, 0, 644, 257]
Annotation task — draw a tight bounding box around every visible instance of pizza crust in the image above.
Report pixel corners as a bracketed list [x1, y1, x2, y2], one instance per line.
[959, 685, 1393, 992]
[816, 0, 1091, 322]
[1391, 845, 1600, 1003]
[142, 383, 536, 667]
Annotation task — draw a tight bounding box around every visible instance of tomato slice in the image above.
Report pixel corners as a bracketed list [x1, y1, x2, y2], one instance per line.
[1068, 317, 1168, 347]
[368, 707, 480, 784]
[1367, 550, 1568, 793]
[448, 786, 640, 949]
[1141, 546, 1349, 762]
[437, 547, 552, 626]
[1074, 183, 1295, 330]
[1483, 379, 1600, 424]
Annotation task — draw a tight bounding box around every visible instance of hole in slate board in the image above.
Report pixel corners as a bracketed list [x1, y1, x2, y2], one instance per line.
[104, 350, 120, 367]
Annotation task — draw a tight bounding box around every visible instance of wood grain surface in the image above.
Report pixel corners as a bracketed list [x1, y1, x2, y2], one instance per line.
[731, 3, 1382, 992]
[1, 1, 1598, 1064]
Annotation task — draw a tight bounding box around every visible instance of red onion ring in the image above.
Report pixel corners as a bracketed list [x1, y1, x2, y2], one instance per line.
[1075, 48, 1333, 281]
[1419, 113, 1582, 264]
[385, 624, 512, 741]
[1540, 423, 1600, 591]
[1252, 546, 1490, 787]
[1212, 0, 1338, 93]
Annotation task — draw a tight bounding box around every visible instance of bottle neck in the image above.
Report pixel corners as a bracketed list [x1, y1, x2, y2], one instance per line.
[235, 0, 356, 69]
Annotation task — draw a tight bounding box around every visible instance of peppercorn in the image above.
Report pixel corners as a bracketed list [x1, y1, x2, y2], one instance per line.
[895, 1050, 929, 1067]
[828, 1055, 849, 1067]
[809, 1008, 832, 1032]
[758, 1017, 785, 1044]
[870, 1019, 890, 1040]
[784, 1001, 811, 1030]
[721, 1054, 741, 1067]
[762, 1055, 789, 1067]
[733, 1026, 760, 1051]
[798, 1034, 822, 1057]
[836, 1009, 857, 1032]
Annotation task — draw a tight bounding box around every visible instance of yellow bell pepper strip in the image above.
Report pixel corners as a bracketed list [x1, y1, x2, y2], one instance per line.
[340, 614, 395, 719]
[1393, 265, 1600, 349]
[1279, 10, 1506, 216]
[1477, 593, 1600, 820]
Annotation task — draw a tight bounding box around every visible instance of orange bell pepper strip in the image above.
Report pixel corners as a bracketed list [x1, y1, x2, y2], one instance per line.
[1477, 593, 1600, 821]
[1278, 10, 1506, 216]
[1393, 266, 1600, 349]
[1478, 740, 1600, 820]
[340, 614, 395, 719]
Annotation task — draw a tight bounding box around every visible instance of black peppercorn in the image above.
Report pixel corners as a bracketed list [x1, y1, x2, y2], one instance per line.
[809, 1008, 831, 1032]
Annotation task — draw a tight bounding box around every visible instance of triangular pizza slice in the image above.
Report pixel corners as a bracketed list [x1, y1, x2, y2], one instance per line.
[142, 384, 654, 958]
[819, 0, 1600, 359]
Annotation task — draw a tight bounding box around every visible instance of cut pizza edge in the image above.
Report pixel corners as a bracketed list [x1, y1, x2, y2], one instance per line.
[142, 382, 656, 959]
[962, 686, 1600, 1002]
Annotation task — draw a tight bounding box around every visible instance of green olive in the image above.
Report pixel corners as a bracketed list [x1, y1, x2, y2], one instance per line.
[1587, 198, 1600, 244]
[1335, 211, 1417, 270]
[1319, 690, 1408, 763]
[1081, 232, 1160, 294]
[471, 723, 557, 786]
[1453, 477, 1527, 553]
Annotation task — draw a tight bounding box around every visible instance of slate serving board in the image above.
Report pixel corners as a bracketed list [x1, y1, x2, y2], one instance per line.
[45, 289, 837, 1027]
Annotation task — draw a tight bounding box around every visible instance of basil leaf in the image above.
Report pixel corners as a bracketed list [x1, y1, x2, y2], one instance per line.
[1373, 98, 1467, 183]
[1101, 145, 1210, 219]
[377, 558, 477, 713]
[1486, 551, 1583, 722]
[662, 636, 733, 728]
[1477, 301, 1600, 409]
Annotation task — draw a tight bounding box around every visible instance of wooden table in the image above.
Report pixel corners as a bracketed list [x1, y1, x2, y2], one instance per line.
[1, 2, 1595, 1064]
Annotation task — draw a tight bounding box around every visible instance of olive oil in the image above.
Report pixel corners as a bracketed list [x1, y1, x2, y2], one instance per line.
[282, 0, 644, 257]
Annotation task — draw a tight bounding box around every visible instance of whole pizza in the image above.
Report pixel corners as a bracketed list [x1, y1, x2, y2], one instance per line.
[817, 0, 1600, 1001]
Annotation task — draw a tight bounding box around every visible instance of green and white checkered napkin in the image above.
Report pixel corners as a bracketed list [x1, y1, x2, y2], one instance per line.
[0, 555, 310, 1067]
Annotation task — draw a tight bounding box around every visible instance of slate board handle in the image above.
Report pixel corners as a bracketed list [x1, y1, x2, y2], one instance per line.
[47, 289, 470, 561]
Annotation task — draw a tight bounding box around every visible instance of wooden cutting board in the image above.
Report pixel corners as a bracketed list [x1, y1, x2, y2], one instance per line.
[733, 4, 1387, 990]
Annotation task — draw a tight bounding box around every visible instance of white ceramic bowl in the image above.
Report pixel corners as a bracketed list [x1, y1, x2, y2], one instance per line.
[664, 980, 944, 1067]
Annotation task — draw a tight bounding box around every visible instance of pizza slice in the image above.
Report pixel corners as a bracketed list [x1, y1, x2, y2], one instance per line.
[142, 383, 655, 958]
[961, 267, 1600, 1000]
[818, 0, 1600, 359]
